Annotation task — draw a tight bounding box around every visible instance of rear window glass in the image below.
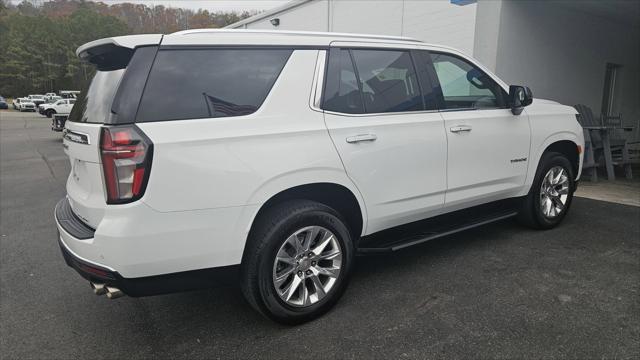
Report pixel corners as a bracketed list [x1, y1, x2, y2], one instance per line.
[68, 69, 125, 123]
[136, 49, 292, 122]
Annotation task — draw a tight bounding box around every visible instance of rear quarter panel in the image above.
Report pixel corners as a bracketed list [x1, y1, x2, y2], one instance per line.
[137, 49, 365, 226]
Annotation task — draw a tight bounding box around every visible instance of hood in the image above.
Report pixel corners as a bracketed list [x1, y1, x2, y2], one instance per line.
[533, 98, 562, 106]
[527, 98, 578, 116]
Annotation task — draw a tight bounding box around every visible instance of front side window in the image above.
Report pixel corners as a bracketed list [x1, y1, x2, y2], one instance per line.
[136, 49, 292, 122]
[351, 50, 423, 113]
[429, 52, 507, 110]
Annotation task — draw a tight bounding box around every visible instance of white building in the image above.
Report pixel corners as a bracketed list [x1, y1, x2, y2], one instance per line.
[228, 0, 640, 143]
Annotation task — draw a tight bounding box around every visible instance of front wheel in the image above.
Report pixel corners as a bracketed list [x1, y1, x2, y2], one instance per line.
[518, 152, 575, 229]
[46, 109, 56, 118]
[241, 200, 354, 324]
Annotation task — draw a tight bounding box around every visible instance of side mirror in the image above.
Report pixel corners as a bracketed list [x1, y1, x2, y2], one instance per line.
[509, 85, 533, 115]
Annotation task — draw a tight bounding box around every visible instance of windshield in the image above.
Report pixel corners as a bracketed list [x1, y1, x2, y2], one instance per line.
[68, 69, 125, 123]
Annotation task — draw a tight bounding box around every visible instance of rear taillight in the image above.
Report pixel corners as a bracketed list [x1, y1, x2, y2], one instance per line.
[100, 126, 153, 204]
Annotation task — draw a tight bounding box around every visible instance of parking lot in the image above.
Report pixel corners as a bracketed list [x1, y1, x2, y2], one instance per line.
[1, 110, 638, 359]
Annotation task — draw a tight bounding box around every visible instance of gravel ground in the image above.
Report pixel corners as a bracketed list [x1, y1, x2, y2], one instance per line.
[1, 110, 639, 359]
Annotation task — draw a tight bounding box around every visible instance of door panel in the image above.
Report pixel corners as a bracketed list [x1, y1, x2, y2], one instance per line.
[321, 47, 447, 234]
[325, 112, 447, 234]
[424, 51, 531, 207]
[442, 109, 530, 207]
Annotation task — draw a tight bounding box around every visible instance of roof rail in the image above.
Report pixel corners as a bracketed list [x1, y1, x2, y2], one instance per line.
[170, 29, 422, 43]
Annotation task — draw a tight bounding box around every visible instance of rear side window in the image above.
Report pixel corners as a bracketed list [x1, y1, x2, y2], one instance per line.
[323, 48, 428, 114]
[323, 49, 364, 114]
[351, 50, 423, 113]
[136, 49, 292, 122]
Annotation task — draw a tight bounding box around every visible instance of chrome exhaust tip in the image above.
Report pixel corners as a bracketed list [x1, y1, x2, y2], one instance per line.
[90, 282, 107, 296]
[105, 286, 124, 299]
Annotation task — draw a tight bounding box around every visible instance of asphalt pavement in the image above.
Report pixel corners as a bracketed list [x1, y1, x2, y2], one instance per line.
[1, 110, 639, 359]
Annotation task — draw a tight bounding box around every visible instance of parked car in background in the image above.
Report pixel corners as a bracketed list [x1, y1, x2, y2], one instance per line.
[56, 30, 584, 324]
[59, 90, 80, 99]
[0, 96, 8, 109]
[28, 94, 46, 106]
[42, 98, 74, 118]
[13, 97, 36, 112]
[45, 92, 57, 100]
[39, 96, 63, 115]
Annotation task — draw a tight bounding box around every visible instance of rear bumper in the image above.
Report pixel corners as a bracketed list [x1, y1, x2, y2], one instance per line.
[55, 197, 250, 295]
[57, 235, 239, 297]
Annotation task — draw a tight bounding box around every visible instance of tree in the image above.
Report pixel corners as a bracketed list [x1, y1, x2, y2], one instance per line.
[0, 0, 256, 97]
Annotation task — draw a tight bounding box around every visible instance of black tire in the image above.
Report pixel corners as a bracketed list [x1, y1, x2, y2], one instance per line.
[46, 109, 55, 118]
[518, 152, 575, 229]
[240, 200, 354, 324]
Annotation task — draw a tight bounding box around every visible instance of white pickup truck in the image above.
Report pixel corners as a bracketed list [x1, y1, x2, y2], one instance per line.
[41, 98, 75, 118]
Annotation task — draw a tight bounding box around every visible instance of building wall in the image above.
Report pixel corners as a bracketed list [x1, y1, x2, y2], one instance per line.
[243, 0, 330, 31]
[330, 0, 403, 36]
[401, 0, 477, 56]
[487, 0, 640, 138]
[240, 0, 478, 56]
[472, 0, 502, 71]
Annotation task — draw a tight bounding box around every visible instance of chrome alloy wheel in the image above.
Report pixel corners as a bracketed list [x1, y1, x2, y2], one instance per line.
[272, 226, 343, 307]
[540, 166, 570, 218]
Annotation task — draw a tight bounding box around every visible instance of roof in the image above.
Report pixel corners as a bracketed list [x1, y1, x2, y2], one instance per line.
[163, 29, 421, 46]
[76, 30, 469, 60]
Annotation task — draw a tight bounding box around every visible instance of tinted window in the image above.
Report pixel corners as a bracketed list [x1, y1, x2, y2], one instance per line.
[68, 69, 124, 123]
[136, 49, 292, 122]
[323, 49, 364, 114]
[429, 52, 507, 110]
[351, 50, 422, 113]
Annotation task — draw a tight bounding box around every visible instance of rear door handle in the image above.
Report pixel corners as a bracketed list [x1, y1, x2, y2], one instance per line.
[450, 125, 472, 133]
[346, 134, 377, 143]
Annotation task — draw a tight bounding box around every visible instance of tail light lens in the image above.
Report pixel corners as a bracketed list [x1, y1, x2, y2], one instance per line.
[100, 126, 153, 204]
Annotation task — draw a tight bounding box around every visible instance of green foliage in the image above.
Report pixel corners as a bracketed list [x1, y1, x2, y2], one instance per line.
[0, 0, 254, 97]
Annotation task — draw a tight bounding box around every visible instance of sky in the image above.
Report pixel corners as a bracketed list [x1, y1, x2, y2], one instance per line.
[11, 0, 291, 12]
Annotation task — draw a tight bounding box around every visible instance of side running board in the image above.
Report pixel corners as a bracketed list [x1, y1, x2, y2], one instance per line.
[357, 199, 520, 253]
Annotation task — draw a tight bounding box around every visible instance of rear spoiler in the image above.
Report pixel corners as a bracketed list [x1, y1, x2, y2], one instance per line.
[76, 34, 162, 70]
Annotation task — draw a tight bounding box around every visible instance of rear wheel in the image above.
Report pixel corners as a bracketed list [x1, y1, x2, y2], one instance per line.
[518, 152, 575, 229]
[241, 200, 354, 324]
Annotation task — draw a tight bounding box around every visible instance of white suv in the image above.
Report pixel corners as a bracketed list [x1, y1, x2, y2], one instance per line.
[56, 30, 584, 324]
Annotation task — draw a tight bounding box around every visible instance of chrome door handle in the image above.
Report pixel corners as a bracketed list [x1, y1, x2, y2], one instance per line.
[346, 134, 377, 143]
[450, 125, 472, 133]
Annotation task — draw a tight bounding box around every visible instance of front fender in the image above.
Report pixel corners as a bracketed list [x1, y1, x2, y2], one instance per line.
[521, 131, 583, 196]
